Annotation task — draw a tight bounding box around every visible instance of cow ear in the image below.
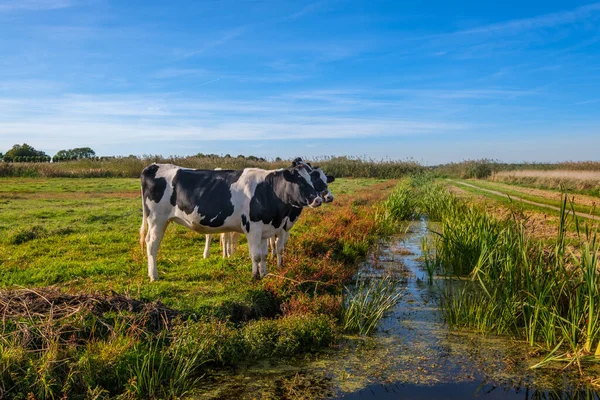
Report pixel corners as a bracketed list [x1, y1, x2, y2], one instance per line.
[292, 157, 303, 167]
[326, 175, 335, 183]
[306, 162, 312, 168]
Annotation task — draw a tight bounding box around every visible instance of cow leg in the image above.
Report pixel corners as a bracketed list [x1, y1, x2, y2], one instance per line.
[204, 234, 212, 259]
[222, 233, 230, 258]
[231, 232, 240, 255]
[276, 231, 288, 269]
[247, 230, 262, 279]
[260, 238, 269, 278]
[268, 237, 276, 258]
[146, 218, 168, 282]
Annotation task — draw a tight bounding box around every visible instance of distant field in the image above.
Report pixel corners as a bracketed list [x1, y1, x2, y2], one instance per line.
[494, 170, 600, 180]
[491, 169, 600, 197]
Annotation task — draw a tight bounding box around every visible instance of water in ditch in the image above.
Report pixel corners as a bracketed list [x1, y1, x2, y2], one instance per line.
[196, 219, 599, 399]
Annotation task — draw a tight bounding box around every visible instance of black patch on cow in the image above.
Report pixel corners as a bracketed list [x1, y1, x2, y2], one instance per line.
[169, 169, 243, 228]
[326, 175, 335, 183]
[241, 214, 250, 233]
[288, 207, 302, 223]
[310, 170, 328, 192]
[141, 164, 167, 215]
[284, 207, 303, 231]
[249, 168, 317, 229]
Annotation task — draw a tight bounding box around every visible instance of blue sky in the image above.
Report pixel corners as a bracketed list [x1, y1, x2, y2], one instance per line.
[1, 0, 599, 164]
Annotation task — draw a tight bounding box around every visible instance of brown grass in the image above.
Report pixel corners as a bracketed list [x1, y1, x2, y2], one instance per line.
[494, 170, 600, 181]
[492, 170, 600, 197]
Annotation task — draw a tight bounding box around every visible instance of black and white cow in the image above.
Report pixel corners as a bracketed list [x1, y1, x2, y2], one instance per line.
[139, 163, 323, 281]
[268, 160, 335, 268]
[205, 160, 335, 263]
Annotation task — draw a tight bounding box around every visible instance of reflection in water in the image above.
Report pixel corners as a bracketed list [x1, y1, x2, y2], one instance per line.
[195, 219, 600, 399]
[342, 381, 599, 400]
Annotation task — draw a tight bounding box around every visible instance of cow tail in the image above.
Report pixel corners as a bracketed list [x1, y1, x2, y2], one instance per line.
[139, 186, 147, 254]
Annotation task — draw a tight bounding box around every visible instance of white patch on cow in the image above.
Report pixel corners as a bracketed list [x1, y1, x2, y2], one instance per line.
[316, 168, 334, 202]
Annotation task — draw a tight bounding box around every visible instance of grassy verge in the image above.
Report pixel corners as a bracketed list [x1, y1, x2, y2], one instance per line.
[491, 173, 600, 198]
[453, 179, 600, 218]
[416, 179, 600, 383]
[0, 177, 395, 399]
[444, 180, 598, 240]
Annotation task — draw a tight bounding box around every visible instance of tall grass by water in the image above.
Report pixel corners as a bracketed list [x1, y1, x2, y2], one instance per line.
[418, 181, 600, 375]
[341, 276, 403, 335]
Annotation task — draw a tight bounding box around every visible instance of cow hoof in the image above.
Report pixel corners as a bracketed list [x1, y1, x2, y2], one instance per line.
[149, 276, 157, 282]
[252, 274, 261, 280]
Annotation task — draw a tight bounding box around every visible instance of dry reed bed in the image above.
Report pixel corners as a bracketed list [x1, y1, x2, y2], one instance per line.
[494, 170, 600, 180]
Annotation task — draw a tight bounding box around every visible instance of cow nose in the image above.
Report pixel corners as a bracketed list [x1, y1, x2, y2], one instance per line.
[324, 194, 334, 203]
[310, 197, 323, 208]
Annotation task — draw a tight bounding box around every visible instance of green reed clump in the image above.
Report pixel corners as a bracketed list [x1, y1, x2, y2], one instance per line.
[341, 276, 403, 335]
[424, 185, 600, 372]
[421, 236, 438, 285]
[124, 337, 203, 399]
[413, 175, 456, 222]
[377, 179, 418, 226]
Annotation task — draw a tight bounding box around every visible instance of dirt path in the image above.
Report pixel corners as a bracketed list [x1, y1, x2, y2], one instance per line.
[448, 180, 600, 222]
[480, 180, 600, 209]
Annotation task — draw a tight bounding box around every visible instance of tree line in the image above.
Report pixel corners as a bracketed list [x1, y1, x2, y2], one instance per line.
[0, 144, 96, 163]
[0, 144, 274, 164]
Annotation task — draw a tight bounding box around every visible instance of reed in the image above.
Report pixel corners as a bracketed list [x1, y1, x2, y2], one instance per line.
[341, 276, 403, 335]
[417, 180, 600, 373]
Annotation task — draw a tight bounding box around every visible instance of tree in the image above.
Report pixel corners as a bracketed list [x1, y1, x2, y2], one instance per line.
[0, 152, 3, 161]
[5, 143, 48, 160]
[53, 147, 96, 162]
[71, 147, 95, 159]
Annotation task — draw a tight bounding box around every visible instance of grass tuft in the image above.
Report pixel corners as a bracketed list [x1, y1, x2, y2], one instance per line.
[341, 276, 403, 336]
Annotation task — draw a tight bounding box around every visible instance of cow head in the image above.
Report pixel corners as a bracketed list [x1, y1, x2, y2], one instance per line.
[282, 165, 322, 208]
[292, 158, 335, 203]
[311, 167, 335, 203]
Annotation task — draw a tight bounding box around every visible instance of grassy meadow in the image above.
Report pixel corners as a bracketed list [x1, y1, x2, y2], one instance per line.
[2, 163, 600, 398]
[0, 175, 399, 398]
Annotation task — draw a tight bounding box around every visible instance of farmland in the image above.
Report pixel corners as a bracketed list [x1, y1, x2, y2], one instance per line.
[1, 165, 600, 399]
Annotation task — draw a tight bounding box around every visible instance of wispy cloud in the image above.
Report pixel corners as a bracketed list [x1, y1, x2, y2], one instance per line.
[173, 26, 249, 59]
[152, 68, 211, 79]
[0, 0, 76, 12]
[284, 0, 329, 21]
[0, 91, 472, 153]
[454, 2, 600, 36]
[573, 98, 600, 105]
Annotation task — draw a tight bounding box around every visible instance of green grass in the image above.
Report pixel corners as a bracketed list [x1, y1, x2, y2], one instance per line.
[0, 177, 383, 312]
[453, 179, 600, 218]
[416, 180, 600, 378]
[341, 276, 403, 335]
[0, 176, 394, 398]
[445, 180, 592, 236]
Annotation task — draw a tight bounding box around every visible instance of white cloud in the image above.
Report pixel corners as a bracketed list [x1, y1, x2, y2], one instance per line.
[0, 90, 475, 153]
